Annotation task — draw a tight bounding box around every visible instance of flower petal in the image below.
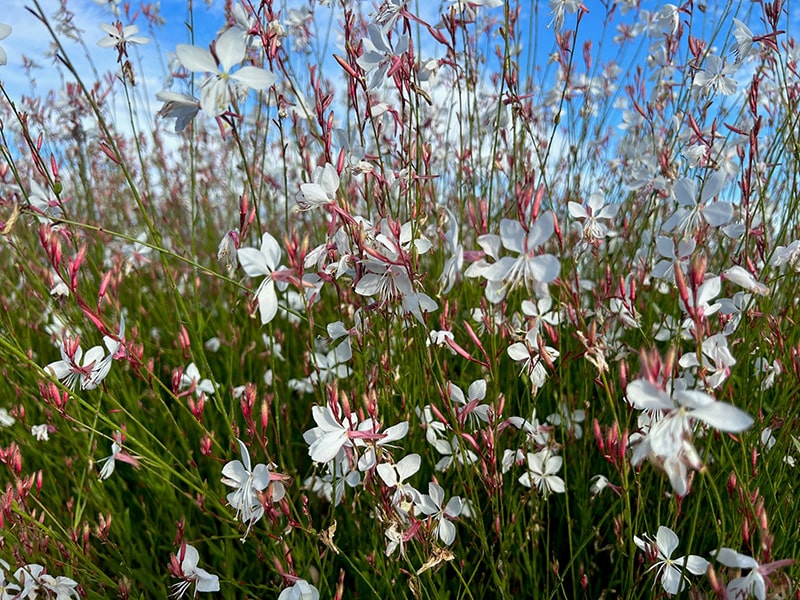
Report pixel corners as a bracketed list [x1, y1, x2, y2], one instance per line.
[215, 27, 246, 71]
[655, 526, 679, 558]
[235, 438, 252, 471]
[232, 66, 277, 90]
[259, 233, 282, 269]
[238, 247, 271, 277]
[690, 402, 753, 432]
[256, 279, 278, 324]
[176, 44, 219, 73]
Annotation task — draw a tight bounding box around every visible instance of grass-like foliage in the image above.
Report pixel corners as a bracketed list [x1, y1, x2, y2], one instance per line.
[0, 0, 798, 597]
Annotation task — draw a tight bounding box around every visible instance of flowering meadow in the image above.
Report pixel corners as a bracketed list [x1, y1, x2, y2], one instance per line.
[0, 0, 799, 597]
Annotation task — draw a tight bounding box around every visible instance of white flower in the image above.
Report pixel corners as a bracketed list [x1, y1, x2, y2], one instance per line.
[664, 174, 732, 234]
[678, 333, 736, 389]
[28, 180, 64, 223]
[568, 190, 618, 241]
[634, 526, 709, 595]
[353, 221, 437, 323]
[223, 3, 263, 49]
[237, 232, 283, 325]
[693, 54, 738, 96]
[417, 404, 447, 445]
[507, 328, 559, 391]
[309, 332, 352, 385]
[506, 408, 551, 448]
[217, 229, 239, 274]
[653, 4, 679, 36]
[94, 0, 121, 16]
[180, 363, 215, 397]
[12, 564, 45, 598]
[680, 275, 722, 321]
[377, 453, 421, 509]
[97, 431, 139, 480]
[589, 474, 615, 497]
[97, 22, 150, 49]
[303, 402, 359, 464]
[730, 18, 756, 63]
[118, 233, 151, 273]
[45, 338, 109, 391]
[449, 379, 492, 427]
[176, 28, 276, 117]
[772, 239, 800, 271]
[82, 320, 124, 391]
[170, 544, 219, 598]
[465, 214, 560, 303]
[39, 573, 80, 599]
[50, 272, 70, 297]
[651, 237, 695, 282]
[221, 439, 284, 539]
[98, 441, 122, 480]
[297, 163, 339, 210]
[432, 434, 479, 472]
[156, 90, 200, 132]
[439, 208, 464, 294]
[753, 357, 781, 390]
[519, 448, 565, 496]
[357, 23, 408, 91]
[521, 295, 561, 335]
[385, 523, 407, 557]
[626, 379, 753, 494]
[428, 329, 455, 350]
[713, 548, 794, 600]
[0, 560, 15, 596]
[278, 579, 319, 600]
[355, 420, 409, 472]
[415, 482, 462, 545]
[450, 0, 504, 9]
[723, 265, 768, 296]
[547, 403, 585, 439]
[0, 408, 14, 427]
[31, 424, 49, 441]
[0, 23, 12, 66]
[549, 0, 582, 30]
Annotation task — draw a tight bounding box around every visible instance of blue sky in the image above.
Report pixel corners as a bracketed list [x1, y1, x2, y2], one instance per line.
[0, 0, 748, 100]
[1, 0, 224, 101]
[0, 0, 792, 141]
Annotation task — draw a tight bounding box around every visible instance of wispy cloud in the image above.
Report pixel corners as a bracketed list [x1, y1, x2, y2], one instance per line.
[0, 0, 229, 102]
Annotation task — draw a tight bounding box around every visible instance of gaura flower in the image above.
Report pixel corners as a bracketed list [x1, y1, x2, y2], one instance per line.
[237, 232, 283, 325]
[169, 543, 219, 598]
[98, 432, 140, 480]
[0, 407, 14, 427]
[519, 448, 566, 496]
[31, 424, 50, 442]
[626, 379, 753, 495]
[713, 548, 795, 600]
[180, 363, 215, 397]
[376, 453, 421, 509]
[46, 337, 107, 391]
[303, 402, 360, 464]
[221, 438, 286, 540]
[156, 90, 200, 132]
[97, 22, 150, 51]
[176, 28, 276, 117]
[415, 482, 462, 546]
[634, 526, 709, 595]
[278, 579, 319, 600]
[297, 163, 339, 210]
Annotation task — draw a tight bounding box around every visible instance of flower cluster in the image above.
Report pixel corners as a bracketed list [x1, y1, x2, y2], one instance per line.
[0, 561, 79, 599]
